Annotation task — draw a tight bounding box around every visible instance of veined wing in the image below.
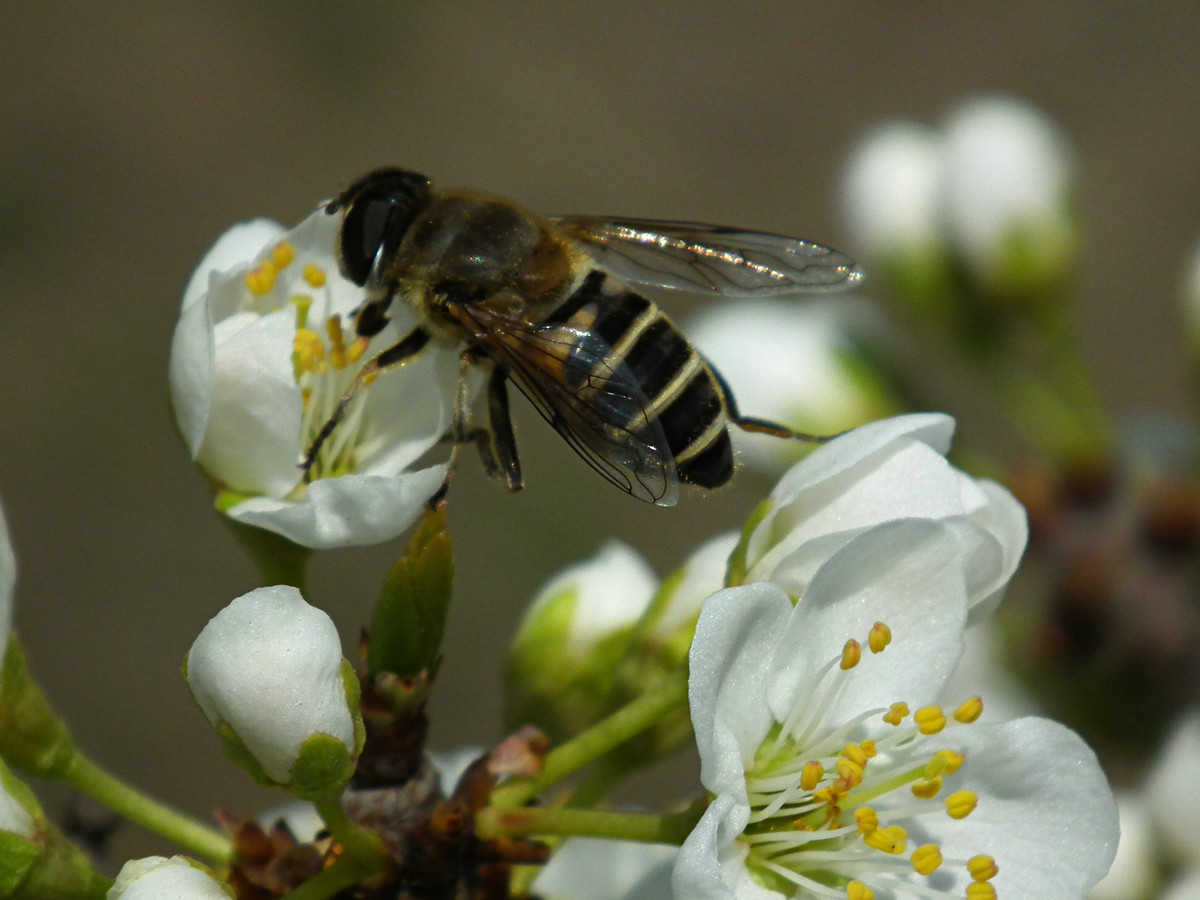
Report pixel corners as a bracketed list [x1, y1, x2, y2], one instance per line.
[553, 216, 863, 297]
[448, 299, 680, 506]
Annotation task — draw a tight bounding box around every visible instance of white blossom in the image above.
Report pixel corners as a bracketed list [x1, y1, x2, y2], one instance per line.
[1147, 711, 1200, 867]
[646, 531, 739, 643]
[0, 766, 34, 840]
[535, 838, 675, 900]
[170, 210, 457, 549]
[741, 413, 1026, 621]
[680, 519, 1117, 900]
[108, 856, 230, 899]
[185, 585, 359, 790]
[1088, 794, 1157, 900]
[0, 495, 14, 670]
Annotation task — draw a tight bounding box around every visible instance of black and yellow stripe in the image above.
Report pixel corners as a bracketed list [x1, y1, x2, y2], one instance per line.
[545, 269, 734, 489]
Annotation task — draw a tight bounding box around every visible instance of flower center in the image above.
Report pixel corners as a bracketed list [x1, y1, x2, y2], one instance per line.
[740, 621, 998, 900]
[246, 242, 376, 483]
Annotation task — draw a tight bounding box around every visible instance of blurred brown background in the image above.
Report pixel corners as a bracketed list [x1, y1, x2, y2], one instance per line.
[1, 2, 1197, 864]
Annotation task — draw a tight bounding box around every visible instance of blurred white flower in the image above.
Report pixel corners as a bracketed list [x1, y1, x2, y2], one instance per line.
[1180, 236, 1200, 356]
[1089, 793, 1157, 900]
[645, 531, 738, 644]
[1161, 868, 1200, 900]
[1147, 711, 1200, 867]
[679, 520, 1117, 900]
[942, 95, 1077, 290]
[108, 856, 229, 900]
[0, 495, 14, 669]
[185, 585, 361, 797]
[0, 764, 35, 840]
[839, 120, 943, 263]
[687, 299, 895, 472]
[535, 838, 675, 900]
[740, 413, 1027, 621]
[170, 210, 457, 549]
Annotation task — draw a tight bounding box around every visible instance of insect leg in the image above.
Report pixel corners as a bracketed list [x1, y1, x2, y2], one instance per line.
[429, 349, 483, 506]
[482, 365, 523, 491]
[710, 364, 835, 444]
[301, 327, 432, 477]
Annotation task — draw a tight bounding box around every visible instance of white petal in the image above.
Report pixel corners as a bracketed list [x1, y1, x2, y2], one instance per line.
[186, 586, 355, 784]
[169, 289, 217, 458]
[0, 498, 15, 664]
[195, 309, 304, 496]
[225, 465, 447, 550]
[180, 219, 284, 313]
[962, 478, 1028, 619]
[536, 838, 676, 900]
[108, 855, 229, 900]
[0, 775, 34, 839]
[766, 519, 968, 728]
[1147, 711, 1200, 865]
[651, 531, 739, 641]
[689, 584, 792, 796]
[931, 718, 1118, 900]
[674, 795, 752, 900]
[1089, 793, 1157, 900]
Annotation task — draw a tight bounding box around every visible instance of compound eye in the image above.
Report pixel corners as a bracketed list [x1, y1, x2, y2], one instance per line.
[339, 195, 395, 287]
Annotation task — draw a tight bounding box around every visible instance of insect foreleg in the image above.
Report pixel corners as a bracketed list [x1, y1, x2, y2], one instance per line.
[301, 326, 432, 478]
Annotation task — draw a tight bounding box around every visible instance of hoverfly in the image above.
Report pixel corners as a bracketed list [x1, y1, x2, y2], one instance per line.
[303, 168, 862, 506]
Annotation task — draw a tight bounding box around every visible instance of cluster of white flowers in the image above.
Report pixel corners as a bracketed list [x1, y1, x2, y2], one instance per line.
[840, 94, 1077, 295]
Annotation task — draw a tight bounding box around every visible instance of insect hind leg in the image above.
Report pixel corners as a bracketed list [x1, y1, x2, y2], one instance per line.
[301, 326, 432, 478]
[711, 362, 839, 444]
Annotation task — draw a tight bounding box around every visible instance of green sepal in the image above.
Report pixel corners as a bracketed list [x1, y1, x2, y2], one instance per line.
[285, 732, 357, 802]
[216, 499, 313, 590]
[0, 637, 77, 780]
[726, 499, 773, 588]
[368, 503, 454, 681]
[212, 720, 276, 790]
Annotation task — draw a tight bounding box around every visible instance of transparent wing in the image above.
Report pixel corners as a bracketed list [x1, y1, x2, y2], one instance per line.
[448, 300, 680, 506]
[553, 216, 863, 297]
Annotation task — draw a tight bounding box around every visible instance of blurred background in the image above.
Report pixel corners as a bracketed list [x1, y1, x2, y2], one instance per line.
[2, 2, 1199, 879]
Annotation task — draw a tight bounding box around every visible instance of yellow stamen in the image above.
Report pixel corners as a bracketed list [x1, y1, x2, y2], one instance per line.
[954, 696, 984, 723]
[966, 882, 997, 900]
[882, 702, 909, 726]
[293, 329, 325, 373]
[272, 241, 296, 269]
[840, 639, 861, 670]
[245, 260, 277, 295]
[326, 316, 347, 368]
[910, 843, 942, 875]
[911, 776, 942, 799]
[862, 824, 907, 855]
[840, 743, 869, 768]
[853, 807, 878, 834]
[859, 739, 877, 758]
[868, 622, 891, 653]
[835, 759, 864, 787]
[968, 855, 998, 881]
[931, 749, 964, 775]
[291, 294, 313, 330]
[302, 262, 326, 287]
[800, 760, 824, 792]
[846, 881, 874, 900]
[945, 790, 978, 819]
[914, 706, 946, 735]
[346, 335, 369, 364]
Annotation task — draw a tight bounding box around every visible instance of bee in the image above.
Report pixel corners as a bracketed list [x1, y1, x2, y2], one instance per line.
[304, 167, 862, 506]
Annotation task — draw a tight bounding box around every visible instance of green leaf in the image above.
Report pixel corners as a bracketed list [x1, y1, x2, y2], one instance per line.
[368, 504, 454, 680]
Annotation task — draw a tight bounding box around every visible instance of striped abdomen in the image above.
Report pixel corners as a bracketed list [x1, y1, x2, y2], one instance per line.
[545, 269, 735, 489]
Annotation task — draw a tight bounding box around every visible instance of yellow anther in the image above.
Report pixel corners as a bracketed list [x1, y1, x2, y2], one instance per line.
[859, 739, 877, 758]
[931, 749, 964, 775]
[293, 329, 325, 373]
[245, 261, 277, 295]
[967, 855, 998, 882]
[800, 760, 824, 792]
[954, 696, 984, 723]
[882, 703, 909, 726]
[965, 882, 997, 900]
[302, 262, 326, 287]
[945, 790, 978, 819]
[290, 294, 313, 330]
[272, 241, 296, 269]
[853, 807, 878, 834]
[910, 843, 943, 875]
[868, 621, 891, 653]
[863, 824, 907, 855]
[835, 758, 864, 787]
[840, 743, 869, 768]
[326, 316, 348, 368]
[846, 881, 874, 900]
[914, 706, 946, 735]
[346, 335, 369, 365]
[362, 370, 379, 387]
[840, 639, 862, 670]
[911, 776, 942, 799]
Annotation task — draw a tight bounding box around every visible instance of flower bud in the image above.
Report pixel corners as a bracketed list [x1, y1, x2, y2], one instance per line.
[185, 586, 364, 800]
[687, 299, 897, 472]
[941, 95, 1077, 301]
[640, 532, 738, 662]
[108, 856, 231, 899]
[505, 542, 656, 740]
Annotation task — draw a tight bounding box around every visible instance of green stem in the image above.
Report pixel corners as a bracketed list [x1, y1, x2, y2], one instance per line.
[313, 798, 390, 880]
[282, 856, 373, 900]
[220, 513, 313, 590]
[477, 804, 700, 846]
[489, 671, 689, 810]
[56, 752, 232, 864]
